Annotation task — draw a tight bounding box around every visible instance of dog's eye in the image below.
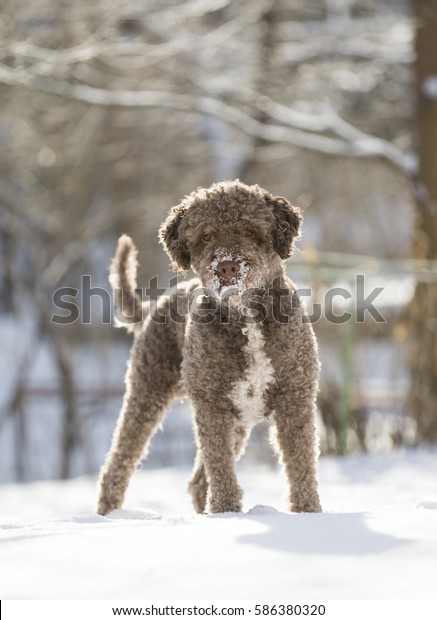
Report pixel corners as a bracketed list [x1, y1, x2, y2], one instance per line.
[202, 232, 212, 242]
[244, 228, 254, 238]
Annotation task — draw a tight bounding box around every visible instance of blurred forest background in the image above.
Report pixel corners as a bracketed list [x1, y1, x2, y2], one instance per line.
[1, 0, 437, 483]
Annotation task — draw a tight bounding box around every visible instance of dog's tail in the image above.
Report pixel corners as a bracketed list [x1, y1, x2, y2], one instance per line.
[109, 235, 147, 334]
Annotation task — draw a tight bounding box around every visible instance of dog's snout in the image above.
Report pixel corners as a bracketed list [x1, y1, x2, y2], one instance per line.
[216, 260, 240, 282]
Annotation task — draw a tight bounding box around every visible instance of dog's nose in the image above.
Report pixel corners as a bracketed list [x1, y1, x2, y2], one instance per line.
[216, 260, 240, 282]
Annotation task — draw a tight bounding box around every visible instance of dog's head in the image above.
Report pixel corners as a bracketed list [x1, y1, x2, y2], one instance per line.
[159, 180, 302, 298]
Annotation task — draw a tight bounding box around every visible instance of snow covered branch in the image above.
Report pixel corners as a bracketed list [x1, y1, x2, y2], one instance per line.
[0, 63, 415, 175]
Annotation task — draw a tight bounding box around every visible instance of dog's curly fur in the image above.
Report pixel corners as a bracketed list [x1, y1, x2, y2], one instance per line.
[97, 180, 322, 515]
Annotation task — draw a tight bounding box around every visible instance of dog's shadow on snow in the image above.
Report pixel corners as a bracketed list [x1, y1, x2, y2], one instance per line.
[233, 506, 411, 555]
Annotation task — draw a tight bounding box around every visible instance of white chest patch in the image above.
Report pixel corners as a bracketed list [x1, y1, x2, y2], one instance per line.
[230, 324, 275, 427]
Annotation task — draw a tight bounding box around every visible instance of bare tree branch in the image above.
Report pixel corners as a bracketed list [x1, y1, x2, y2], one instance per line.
[277, 41, 413, 65]
[240, 91, 418, 172]
[0, 2, 271, 72]
[0, 63, 416, 174]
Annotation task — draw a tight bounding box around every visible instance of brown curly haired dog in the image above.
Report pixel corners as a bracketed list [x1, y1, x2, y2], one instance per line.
[97, 180, 322, 515]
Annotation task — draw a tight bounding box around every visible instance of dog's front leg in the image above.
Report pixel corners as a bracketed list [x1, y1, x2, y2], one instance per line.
[194, 407, 243, 514]
[272, 403, 322, 513]
[189, 422, 248, 514]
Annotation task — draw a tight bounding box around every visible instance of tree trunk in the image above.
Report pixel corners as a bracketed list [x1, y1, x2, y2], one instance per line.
[409, 0, 437, 441]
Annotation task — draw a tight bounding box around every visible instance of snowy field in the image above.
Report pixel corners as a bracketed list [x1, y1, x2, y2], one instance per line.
[1, 450, 437, 600]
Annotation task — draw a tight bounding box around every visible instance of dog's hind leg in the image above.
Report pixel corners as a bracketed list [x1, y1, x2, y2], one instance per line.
[188, 422, 248, 514]
[188, 451, 208, 514]
[233, 423, 249, 460]
[96, 338, 180, 516]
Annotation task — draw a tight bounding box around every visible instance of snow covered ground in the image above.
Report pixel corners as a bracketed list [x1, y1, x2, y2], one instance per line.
[1, 450, 437, 600]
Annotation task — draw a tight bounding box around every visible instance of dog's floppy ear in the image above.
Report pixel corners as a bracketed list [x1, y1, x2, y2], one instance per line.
[264, 193, 302, 259]
[159, 204, 191, 273]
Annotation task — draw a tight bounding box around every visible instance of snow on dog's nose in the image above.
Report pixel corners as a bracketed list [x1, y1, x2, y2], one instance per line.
[215, 260, 240, 284]
[209, 250, 249, 298]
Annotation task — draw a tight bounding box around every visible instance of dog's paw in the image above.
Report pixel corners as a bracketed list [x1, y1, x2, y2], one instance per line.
[208, 498, 243, 514]
[96, 497, 121, 516]
[291, 501, 323, 514]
